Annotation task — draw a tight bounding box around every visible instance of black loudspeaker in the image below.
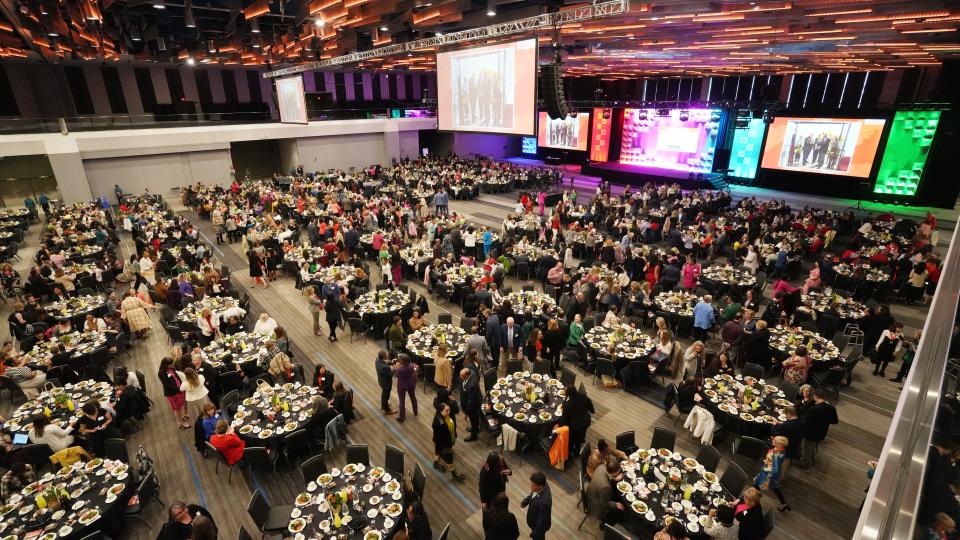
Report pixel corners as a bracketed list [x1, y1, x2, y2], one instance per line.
[539, 63, 569, 120]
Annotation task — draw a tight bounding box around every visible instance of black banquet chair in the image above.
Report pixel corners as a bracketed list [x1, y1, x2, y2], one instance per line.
[346, 444, 369, 466]
[650, 427, 676, 452]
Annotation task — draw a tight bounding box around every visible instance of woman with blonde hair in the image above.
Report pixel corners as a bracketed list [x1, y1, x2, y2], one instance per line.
[433, 342, 453, 392]
[196, 307, 219, 345]
[53, 267, 76, 293]
[682, 341, 705, 379]
[178, 367, 210, 420]
[754, 436, 790, 511]
[733, 487, 765, 537]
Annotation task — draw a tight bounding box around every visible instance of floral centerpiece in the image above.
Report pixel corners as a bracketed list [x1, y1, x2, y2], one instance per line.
[36, 483, 70, 510]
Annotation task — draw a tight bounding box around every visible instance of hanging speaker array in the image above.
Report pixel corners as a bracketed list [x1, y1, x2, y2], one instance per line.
[539, 63, 570, 120]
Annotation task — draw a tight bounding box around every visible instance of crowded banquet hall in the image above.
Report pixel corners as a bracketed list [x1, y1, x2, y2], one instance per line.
[0, 1, 958, 539]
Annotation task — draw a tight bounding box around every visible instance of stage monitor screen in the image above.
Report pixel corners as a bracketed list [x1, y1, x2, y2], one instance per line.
[521, 137, 537, 155]
[873, 110, 941, 197]
[436, 38, 538, 135]
[590, 107, 613, 162]
[618, 108, 722, 173]
[276, 76, 308, 124]
[728, 118, 768, 179]
[760, 117, 886, 177]
[537, 112, 589, 151]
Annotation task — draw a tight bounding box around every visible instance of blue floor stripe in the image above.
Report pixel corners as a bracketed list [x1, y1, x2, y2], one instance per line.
[314, 351, 478, 514]
[181, 442, 209, 509]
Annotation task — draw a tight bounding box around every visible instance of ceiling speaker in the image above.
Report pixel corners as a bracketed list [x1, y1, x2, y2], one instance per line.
[539, 63, 569, 120]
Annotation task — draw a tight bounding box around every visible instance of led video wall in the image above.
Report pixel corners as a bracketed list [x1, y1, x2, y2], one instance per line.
[618, 108, 722, 173]
[760, 117, 886, 178]
[590, 107, 613, 162]
[728, 118, 768, 179]
[521, 137, 538, 155]
[873, 111, 941, 197]
[538, 112, 589, 151]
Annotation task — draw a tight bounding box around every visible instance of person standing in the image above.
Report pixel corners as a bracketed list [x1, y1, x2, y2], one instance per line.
[375, 351, 396, 415]
[796, 389, 838, 469]
[394, 355, 418, 423]
[499, 317, 523, 366]
[873, 322, 904, 377]
[559, 385, 594, 458]
[431, 403, 465, 480]
[754, 436, 790, 511]
[460, 368, 482, 442]
[483, 492, 520, 540]
[692, 294, 715, 342]
[305, 286, 323, 337]
[478, 452, 512, 509]
[324, 294, 343, 343]
[485, 308, 501, 369]
[520, 472, 552, 540]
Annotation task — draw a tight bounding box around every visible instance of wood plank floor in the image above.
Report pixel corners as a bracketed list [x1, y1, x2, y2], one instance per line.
[0, 185, 943, 540]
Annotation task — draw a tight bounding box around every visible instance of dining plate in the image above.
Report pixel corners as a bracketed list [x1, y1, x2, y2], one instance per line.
[78, 509, 100, 525]
[288, 518, 306, 534]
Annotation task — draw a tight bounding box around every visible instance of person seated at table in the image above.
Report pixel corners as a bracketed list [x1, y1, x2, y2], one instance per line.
[705, 350, 735, 378]
[50, 318, 73, 338]
[4, 356, 48, 399]
[52, 268, 76, 294]
[113, 373, 150, 428]
[209, 419, 245, 466]
[28, 413, 77, 452]
[49, 286, 69, 304]
[409, 310, 426, 332]
[704, 505, 739, 540]
[586, 438, 628, 479]
[314, 363, 335, 397]
[78, 400, 119, 456]
[221, 315, 243, 336]
[253, 312, 278, 337]
[387, 316, 406, 352]
[331, 381, 354, 424]
[677, 376, 701, 411]
[83, 313, 107, 334]
[200, 403, 222, 441]
[0, 463, 35, 502]
[653, 517, 689, 540]
[178, 273, 196, 301]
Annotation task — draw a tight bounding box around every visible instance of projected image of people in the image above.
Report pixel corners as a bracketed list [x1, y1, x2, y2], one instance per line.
[451, 49, 513, 129]
[547, 116, 579, 148]
[779, 120, 858, 173]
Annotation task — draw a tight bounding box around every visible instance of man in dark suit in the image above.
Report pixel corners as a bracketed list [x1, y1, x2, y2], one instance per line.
[475, 285, 493, 308]
[521, 472, 552, 540]
[771, 405, 804, 472]
[565, 292, 588, 323]
[459, 368, 482, 441]
[343, 226, 360, 256]
[465, 326, 492, 367]
[374, 351, 396, 415]
[499, 317, 524, 366]
[796, 389, 838, 468]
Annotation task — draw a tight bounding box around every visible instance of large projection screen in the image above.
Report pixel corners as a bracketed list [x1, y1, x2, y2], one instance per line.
[437, 38, 537, 135]
[538, 112, 589, 151]
[760, 117, 886, 177]
[276, 76, 308, 124]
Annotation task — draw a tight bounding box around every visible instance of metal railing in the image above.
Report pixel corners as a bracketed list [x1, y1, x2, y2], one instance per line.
[855, 219, 960, 539]
[0, 107, 436, 135]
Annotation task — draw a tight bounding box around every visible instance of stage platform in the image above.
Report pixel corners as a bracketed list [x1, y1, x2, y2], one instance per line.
[581, 161, 722, 190]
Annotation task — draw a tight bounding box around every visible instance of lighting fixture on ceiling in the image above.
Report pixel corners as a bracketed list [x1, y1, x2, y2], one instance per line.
[185, 7, 196, 28]
[186, 57, 195, 66]
[656, 108, 670, 117]
[250, 18, 260, 33]
[152, 0, 165, 9]
[679, 109, 689, 121]
[487, 2, 496, 17]
[200, 57, 211, 63]
[47, 28, 59, 37]
[252, 40, 260, 48]
[208, 39, 216, 53]
[315, 19, 324, 27]
[157, 36, 166, 51]
[129, 25, 142, 41]
[380, 26, 388, 32]
[762, 110, 775, 124]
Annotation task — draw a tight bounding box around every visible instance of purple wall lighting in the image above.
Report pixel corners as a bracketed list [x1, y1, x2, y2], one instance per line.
[618, 108, 722, 173]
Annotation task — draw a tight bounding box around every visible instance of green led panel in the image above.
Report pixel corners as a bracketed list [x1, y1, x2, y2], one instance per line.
[873, 110, 941, 197]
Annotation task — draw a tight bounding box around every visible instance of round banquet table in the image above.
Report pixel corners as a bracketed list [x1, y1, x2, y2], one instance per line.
[303, 265, 357, 287]
[583, 324, 656, 384]
[3, 380, 113, 437]
[654, 291, 702, 318]
[700, 265, 757, 292]
[768, 326, 842, 365]
[289, 462, 405, 540]
[201, 331, 269, 370]
[232, 382, 319, 444]
[833, 263, 890, 284]
[23, 332, 109, 368]
[404, 324, 466, 365]
[44, 296, 107, 322]
[351, 290, 411, 337]
[699, 374, 790, 438]
[443, 264, 486, 289]
[69, 245, 103, 259]
[0, 231, 14, 245]
[177, 296, 241, 324]
[488, 372, 564, 434]
[799, 291, 867, 323]
[620, 448, 734, 536]
[507, 244, 558, 262]
[501, 291, 558, 319]
[0, 458, 133, 540]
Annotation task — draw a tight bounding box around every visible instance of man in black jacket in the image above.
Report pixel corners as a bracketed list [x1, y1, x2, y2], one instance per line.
[771, 405, 804, 473]
[459, 368, 482, 441]
[796, 389, 838, 469]
[521, 472, 552, 540]
[374, 351, 396, 415]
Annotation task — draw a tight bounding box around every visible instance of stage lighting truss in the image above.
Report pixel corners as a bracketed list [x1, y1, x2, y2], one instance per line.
[262, 0, 629, 78]
[656, 108, 671, 117]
